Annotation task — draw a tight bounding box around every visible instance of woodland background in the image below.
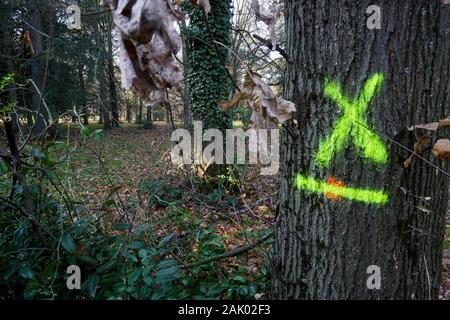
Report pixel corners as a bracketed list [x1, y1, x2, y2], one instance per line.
[0, 0, 449, 300]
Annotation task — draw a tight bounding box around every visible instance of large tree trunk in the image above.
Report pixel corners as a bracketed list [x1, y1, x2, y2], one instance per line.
[273, 0, 450, 300]
[28, 0, 47, 136]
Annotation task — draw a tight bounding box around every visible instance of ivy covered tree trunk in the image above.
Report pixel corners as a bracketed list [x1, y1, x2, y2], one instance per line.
[184, 0, 232, 131]
[273, 0, 450, 299]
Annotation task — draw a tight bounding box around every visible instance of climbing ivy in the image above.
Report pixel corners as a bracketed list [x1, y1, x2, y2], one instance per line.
[182, 0, 233, 131]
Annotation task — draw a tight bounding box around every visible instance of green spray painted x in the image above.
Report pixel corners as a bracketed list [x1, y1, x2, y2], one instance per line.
[315, 73, 388, 167]
[294, 73, 389, 205]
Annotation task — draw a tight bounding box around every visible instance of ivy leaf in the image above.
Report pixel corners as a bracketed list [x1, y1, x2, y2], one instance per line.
[61, 233, 76, 254]
[128, 241, 146, 250]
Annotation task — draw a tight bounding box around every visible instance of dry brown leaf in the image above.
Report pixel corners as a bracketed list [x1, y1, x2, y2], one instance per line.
[219, 91, 250, 111]
[439, 116, 450, 129]
[219, 71, 296, 128]
[404, 135, 430, 168]
[251, 0, 281, 49]
[102, 0, 183, 106]
[23, 31, 34, 54]
[432, 139, 450, 160]
[407, 122, 440, 131]
[408, 116, 450, 131]
[189, 0, 211, 15]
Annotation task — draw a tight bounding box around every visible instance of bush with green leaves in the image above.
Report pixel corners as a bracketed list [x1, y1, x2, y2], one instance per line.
[0, 131, 270, 300]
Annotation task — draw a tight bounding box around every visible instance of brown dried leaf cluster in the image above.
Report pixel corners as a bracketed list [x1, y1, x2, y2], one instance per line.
[404, 135, 430, 168]
[407, 116, 450, 131]
[101, 0, 183, 105]
[251, 0, 281, 49]
[220, 71, 296, 128]
[433, 139, 450, 161]
[405, 116, 450, 163]
[189, 0, 211, 15]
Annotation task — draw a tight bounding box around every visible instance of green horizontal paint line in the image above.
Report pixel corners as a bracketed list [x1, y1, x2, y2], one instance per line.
[294, 174, 389, 205]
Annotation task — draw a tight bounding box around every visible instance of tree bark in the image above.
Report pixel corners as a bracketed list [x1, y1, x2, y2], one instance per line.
[28, 0, 47, 135]
[78, 64, 89, 125]
[273, 0, 450, 300]
[0, 15, 19, 130]
[136, 98, 143, 124]
[107, 25, 120, 128]
[181, 21, 192, 130]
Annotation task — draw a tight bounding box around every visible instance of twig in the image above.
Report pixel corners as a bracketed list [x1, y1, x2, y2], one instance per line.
[179, 231, 273, 269]
[252, 33, 291, 62]
[356, 120, 450, 178]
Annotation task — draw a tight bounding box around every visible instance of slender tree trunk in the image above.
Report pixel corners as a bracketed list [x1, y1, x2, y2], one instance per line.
[145, 102, 153, 128]
[273, 0, 450, 300]
[107, 25, 119, 128]
[181, 28, 192, 130]
[28, 0, 47, 136]
[78, 65, 89, 126]
[126, 109, 131, 123]
[136, 98, 143, 124]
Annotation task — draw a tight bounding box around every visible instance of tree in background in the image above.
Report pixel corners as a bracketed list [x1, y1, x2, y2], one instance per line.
[183, 0, 233, 131]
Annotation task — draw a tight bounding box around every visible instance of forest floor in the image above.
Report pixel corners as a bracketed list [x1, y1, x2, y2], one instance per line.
[3, 122, 449, 299]
[56, 123, 450, 300]
[53, 123, 276, 298]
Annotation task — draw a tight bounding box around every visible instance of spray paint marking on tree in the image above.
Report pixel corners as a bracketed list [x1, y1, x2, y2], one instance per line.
[295, 73, 389, 205]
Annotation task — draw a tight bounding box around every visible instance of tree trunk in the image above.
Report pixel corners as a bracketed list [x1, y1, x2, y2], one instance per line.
[107, 24, 120, 128]
[126, 105, 132, 124]
[181, 27, 193, 131]
[136, 98, 143, 124]
[145, 102, 153, 128]
[28, 0, 47, 136]
[273, 0, 450, 300]
[0, 15, 19, 131]
[78, 65, 89, 126]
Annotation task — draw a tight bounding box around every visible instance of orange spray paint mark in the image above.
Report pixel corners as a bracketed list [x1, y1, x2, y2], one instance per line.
[324, 176, 345, 201]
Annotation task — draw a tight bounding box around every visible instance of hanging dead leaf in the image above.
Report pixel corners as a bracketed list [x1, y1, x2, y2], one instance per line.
[251, 0, 281, 49]
[219, 91, 251, 111]
[189, 0, 211, 15]
[408, 116, 450, 131]
[407, 122, 440, 131]
[439, 116, 450, 129]
[432, 139, 450, 160]
[23, 31, 34, 54]
[102, 0, 183, 106]
[219, 71, 296, 128]
[404, 135, 430, 168]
